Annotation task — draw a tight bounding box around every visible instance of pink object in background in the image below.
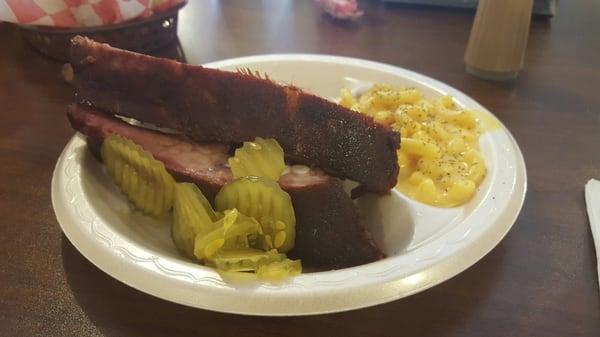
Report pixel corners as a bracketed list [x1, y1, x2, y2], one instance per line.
[0, 0, 185, 27]
[315, 0, 363, 19]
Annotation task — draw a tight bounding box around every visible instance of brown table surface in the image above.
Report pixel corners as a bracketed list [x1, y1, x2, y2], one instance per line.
[1, 1, 600, 336]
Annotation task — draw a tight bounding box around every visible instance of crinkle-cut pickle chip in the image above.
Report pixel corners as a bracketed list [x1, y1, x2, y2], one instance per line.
[172, 182, 220, 258]
[193, 209, 263, 261]
[257, 258, 302, 281]
[208, 248, 286, 272]
[101, 134, 175, 218]
[214, 176, 296, 252]
[228, 137, 285, 181]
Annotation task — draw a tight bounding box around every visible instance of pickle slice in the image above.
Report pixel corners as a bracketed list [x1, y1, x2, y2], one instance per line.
[101, 134, 175, 218]
[228, 137, 285, 181]
[172, 183, 220, 258]
[256, 258, 302, 281]
[193, 209, 263, 261]
[208, 248, 285, 272]
[215, 176, 296, 252]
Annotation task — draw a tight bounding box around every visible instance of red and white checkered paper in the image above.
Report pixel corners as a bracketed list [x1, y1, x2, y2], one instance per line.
[0, 0, 185, 27]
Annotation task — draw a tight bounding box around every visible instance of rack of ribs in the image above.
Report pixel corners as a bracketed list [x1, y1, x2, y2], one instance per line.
[68, 104, 384, 269]
[70, 36, 400, 195]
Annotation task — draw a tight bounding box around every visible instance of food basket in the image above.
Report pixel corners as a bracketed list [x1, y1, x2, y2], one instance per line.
[18, 2, 186, 61]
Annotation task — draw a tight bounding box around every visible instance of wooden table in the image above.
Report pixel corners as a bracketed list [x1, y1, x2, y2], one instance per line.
[1, 1, 599, 336]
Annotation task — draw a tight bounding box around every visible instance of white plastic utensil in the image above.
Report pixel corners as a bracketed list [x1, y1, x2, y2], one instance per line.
[586, 179, 600, 288]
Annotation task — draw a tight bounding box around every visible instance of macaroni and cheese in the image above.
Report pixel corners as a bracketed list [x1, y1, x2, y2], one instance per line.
[341, 84, 487, 207]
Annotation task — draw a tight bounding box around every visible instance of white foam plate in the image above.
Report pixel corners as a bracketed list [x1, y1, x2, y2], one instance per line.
[52, 55, 526, 316]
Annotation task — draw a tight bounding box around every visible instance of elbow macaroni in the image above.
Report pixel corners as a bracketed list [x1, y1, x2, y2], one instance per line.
[340, 84, 487, 207]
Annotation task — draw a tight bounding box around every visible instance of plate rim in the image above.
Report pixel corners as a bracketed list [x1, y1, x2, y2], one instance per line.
[52, 54, 527, 316]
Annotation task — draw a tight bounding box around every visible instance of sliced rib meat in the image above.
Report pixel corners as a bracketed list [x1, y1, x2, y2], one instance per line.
[70, 36, 400, 194]
[68, 104, 384, 269]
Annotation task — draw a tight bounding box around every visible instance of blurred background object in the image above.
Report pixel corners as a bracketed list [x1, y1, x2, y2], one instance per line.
[381, 0, 555, 16]
[0, 0, 186, 60]
[315, 0, 363, 19]
[464, 0, 534, 80]
[1, 0, 186, 27]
